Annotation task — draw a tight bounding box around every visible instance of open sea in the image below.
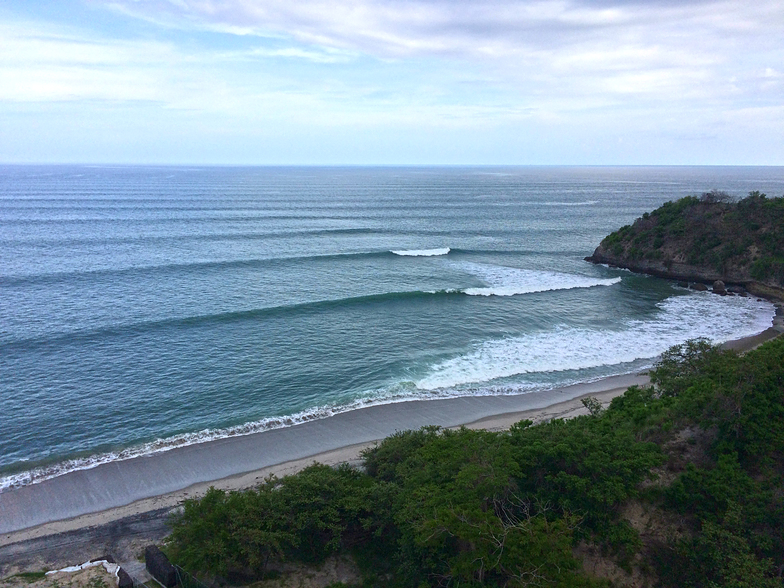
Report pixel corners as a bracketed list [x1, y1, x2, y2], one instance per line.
[1, 166, 782, 490]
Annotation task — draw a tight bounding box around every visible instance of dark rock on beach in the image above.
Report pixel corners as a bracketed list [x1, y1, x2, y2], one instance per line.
[118, 567, 135, 588]
[145, 545, 178, 588]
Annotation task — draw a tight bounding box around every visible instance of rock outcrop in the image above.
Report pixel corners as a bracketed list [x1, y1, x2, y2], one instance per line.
[145, 545, 178, 587]
[586, 192, 784, 300]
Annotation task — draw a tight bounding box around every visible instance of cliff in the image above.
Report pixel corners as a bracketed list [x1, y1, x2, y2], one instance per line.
[586, 191, 784, 300]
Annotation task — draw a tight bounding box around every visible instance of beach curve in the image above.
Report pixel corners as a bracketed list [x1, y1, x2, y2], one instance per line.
[0, 373, 648, 540]
[2, 314, 781, 548]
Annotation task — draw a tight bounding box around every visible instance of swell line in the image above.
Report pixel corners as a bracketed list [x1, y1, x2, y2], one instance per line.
[0, 248, 542, 286]
[0, 251, 400, 287]
[0, 289, 465, 350]
[0, 214, 387, 224]
[1, 270, 622, 348]
[0, 227, 422, 248]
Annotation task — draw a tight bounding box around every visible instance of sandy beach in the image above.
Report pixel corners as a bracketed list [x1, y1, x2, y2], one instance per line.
[1, 373, 647, 541]
[1, 307, 781, 565]
[0, 376, 648, 580]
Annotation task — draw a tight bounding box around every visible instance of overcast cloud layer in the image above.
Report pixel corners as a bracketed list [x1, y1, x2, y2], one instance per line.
[0, 0, 782, 163]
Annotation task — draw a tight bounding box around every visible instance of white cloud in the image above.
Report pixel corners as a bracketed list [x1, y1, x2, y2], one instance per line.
[91, 0, 784, 108]
[0, 22, 175, 102]
[0, 20, 351, 104]
[98, 0, 784, 57]
[245, 46, 355, 63]
[1, 1, 782, 163]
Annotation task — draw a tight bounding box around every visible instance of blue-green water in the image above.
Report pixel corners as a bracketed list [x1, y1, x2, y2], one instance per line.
[1, 166, 781, 489]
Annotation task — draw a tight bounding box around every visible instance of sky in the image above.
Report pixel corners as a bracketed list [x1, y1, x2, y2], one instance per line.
[0, 0, 782, 165]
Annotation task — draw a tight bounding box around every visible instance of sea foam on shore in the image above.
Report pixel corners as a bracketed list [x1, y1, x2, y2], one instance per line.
[1, 291, 774, 494]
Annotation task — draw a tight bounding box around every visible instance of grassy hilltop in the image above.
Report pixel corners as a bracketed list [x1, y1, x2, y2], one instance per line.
[587, 191, 784, 299]
[164, 338, 784, 588]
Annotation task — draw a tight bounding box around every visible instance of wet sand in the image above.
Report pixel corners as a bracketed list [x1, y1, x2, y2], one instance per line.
[1, 373, 647, 541]
[2, 305, 781, 548]
[0, 381, 641, 576]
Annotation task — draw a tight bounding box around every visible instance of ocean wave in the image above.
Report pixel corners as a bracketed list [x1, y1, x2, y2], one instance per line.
[456, 261, 621, 296]
[416, 293, 774, 390]
[477, 200, 599, 207]
[539, 200, 599, 206]
[0, 226, 413, 248]
[0, 405, 352, 491]
[1, 248, 546, 286]
[2, 247, 485, 286]
[1, 250, 398, 286]
[0, 379, 546, 492]
[0, 289, 465, 349]
[1, 268, 620, 348]
[391, 248, 451, 256]
[1, 293, 774, 492]
[1, 266, 623, 348]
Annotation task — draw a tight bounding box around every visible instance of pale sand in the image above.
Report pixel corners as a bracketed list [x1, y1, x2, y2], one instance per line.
[1, 305, 781, 547]
[0, 375, 646, 545]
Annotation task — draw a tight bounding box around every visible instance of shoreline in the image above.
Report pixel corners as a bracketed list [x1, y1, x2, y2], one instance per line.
[0, 377, 644, 559]
[1, 308, 781, 550]
[1, 373, 647, 540]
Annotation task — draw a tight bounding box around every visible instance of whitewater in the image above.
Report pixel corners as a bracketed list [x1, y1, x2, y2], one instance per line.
[1, 165, 782, 491]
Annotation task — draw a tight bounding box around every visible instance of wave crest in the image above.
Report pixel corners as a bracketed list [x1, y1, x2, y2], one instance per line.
[416, 294, 774, 390]
[391, 248, 450, 256]
[1, 293, 774, 493]
[456, 262, 621, 296]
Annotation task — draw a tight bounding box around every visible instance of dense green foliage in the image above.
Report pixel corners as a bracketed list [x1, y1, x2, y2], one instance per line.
[599, 191, 784, 284]
[652, 339, 784, 588]
[167, 338, 784, 587]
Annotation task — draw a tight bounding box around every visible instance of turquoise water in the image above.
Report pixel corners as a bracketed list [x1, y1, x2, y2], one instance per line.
[1, 166, 781, 488]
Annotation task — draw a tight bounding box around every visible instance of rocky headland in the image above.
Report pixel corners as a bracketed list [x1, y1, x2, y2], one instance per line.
[586, 190, 784, 300]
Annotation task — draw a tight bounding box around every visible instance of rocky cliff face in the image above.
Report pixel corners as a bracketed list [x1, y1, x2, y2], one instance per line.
[585, 193, 784, 300]
[588, 245, 784, 300]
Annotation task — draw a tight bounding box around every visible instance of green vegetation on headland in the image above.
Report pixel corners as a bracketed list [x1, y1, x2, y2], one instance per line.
[587, 191, 784, 299]
[166, 337, 784, 587]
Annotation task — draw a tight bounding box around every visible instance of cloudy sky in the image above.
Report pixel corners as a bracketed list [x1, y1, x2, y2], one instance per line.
[1, 0, 782, 164]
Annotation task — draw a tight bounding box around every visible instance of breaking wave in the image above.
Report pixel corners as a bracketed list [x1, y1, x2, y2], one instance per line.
[391, 248, 451, 256]
[416, 293, 774, 390]
[456, 261, 621, 296]
[0, 292, 774, 492]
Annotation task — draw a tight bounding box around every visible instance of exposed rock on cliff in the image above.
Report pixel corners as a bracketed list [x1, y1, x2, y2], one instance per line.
[586, 191, 784, 300]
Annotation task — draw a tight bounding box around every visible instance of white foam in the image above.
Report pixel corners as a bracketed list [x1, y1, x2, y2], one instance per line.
[1, 292, 774, 493]
[416, 293, 774, 390]
[539, 200, 599, 206]
[392, 247, 450, 256]
[0, 374, 551, 493]
[46, 560, 118, 578]
[456, 261, 621, 296]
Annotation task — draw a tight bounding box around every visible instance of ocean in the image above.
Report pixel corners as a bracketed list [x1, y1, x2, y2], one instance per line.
[1, 165, 782, 490]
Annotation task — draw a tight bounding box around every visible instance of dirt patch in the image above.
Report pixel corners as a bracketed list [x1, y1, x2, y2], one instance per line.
[621, 501, 688, 545]
[0, 508, 171, 579]
[664, 425, 716, 472]
[248, 555, 361, 588]
[574, 542, 653, 588]
[575, 492, 692, 587]
[1, 563, 116, 588]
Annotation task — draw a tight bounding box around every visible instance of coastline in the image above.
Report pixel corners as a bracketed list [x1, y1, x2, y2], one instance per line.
[1, 308, 781, 552]
[0, 375, 646, 567]
[587, 251, 784, 302]
[1, 373, 646, 540]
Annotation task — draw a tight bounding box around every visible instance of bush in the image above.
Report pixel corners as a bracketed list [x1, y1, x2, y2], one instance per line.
[166, 338, 784, 587]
